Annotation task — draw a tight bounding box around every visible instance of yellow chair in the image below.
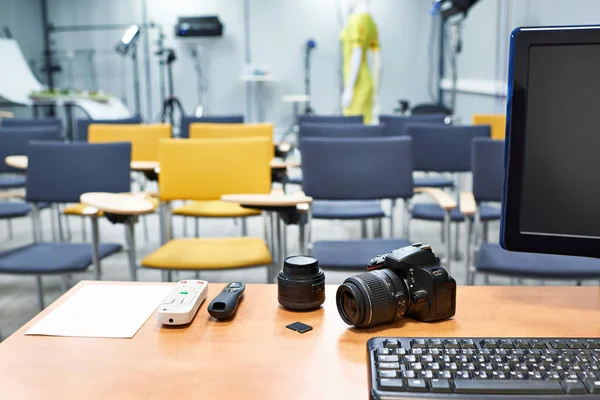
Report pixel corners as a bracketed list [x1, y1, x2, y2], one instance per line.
[174, 123, 275, 236]
[64, 124, 169, 239]
[88, 123, 172, 161]
[141, 137, 273, 280]
[473, 114, 506, 140]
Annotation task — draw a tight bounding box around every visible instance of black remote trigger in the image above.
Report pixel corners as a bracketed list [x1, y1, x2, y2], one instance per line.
[207, 282, 245, 320]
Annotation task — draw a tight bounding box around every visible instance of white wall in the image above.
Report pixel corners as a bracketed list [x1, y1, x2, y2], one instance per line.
[44, 0, 439, 134]
[447, 0, 600, 123]
[0, 0, 45, 116]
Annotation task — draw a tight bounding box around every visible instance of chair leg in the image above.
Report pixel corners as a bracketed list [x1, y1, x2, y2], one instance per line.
[299, 216, 306, 254]
[56, 204, 65, 242]
[465, 219, 473, 285]
[195, 218, 200, 238]
[182, 216, 188, 238]
[36, 275, 45, 310]
[576, 280, 583, 286]
[167, 270, 173, 282]
[81, 217, 87, 242]
[194, 271, 201, 279]
[7, 219, 13, 239]
[241, 218, 248, 236]
[50, 206, 57, 241]
[361, 220, 368, 239]
[482, 222, 489, 243]
[389, 199, 396, 238]
[453, 222, 461, 261]
[64, 214, 72, 242]
[90, 216, 102, 280]
[60, 274, 69, 293]
[484, 274, 490, 285]
[124, 218, 138, 281]
[403, 200, 411, 241]
[443, 210, 451, 272]
[143, 215, 149, 243]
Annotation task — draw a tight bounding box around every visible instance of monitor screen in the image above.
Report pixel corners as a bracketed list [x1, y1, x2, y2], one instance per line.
[521, 44, 600, 239]
[502, 25, 600, 257]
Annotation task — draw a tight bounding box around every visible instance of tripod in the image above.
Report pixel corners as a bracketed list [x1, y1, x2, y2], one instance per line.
[158, 49, 185, 132]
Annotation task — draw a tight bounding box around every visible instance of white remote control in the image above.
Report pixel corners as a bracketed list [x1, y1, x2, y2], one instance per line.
[156, 280, 208, 325]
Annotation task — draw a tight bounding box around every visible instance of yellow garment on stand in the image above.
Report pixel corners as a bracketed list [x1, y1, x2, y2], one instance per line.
[340, 12, 380, 124]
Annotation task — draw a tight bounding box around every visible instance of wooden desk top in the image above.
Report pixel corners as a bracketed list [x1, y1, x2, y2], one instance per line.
[80, 192, 156, 215]
[222, 193, 313, 207]
[0, 283, 599, 399]
[4, 155, 27, 170]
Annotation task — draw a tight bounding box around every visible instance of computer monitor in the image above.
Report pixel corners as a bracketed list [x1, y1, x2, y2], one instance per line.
[502, 25, 600, 258]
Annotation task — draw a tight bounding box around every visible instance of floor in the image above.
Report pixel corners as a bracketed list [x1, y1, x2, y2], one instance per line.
[0, 180, 591, 339]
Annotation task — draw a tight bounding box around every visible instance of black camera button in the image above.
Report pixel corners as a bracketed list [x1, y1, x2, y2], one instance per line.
[411, 242, 423, 247]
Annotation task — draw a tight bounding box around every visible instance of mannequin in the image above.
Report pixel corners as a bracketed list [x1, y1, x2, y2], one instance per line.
[340, 0, 381, 124]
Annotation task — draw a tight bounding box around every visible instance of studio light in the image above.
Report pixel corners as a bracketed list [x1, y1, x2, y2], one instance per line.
[115, 25, 140, 55]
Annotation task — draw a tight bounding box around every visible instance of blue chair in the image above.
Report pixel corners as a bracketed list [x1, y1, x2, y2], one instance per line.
[461, 138, 600, 285]
[298, 115, 363, 125]
[76, 116, 142, 142]
[302, 136, 457, 271]
[179, 115, 244, 139]
[299, 124, 389, 238]
[379, 114, 447, 137]
[1, 117, 62, 130]
[407, 123, 490, 189]
[0, 142, 131, 309]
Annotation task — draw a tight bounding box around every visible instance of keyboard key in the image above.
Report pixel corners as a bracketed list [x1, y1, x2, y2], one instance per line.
[491, 371, 507, 379]
[473, 371, 489, 379]
[418, 370, 434, 379]
[568, 339, 588, 349]
[453, 379, 565, 395]
[550, 340, 569, 349]
[480, 339, 497, 349]
[460, 339, 476, 349]
[429, 348, 441, 356]
[562, 379, 588, 394]
[427, 362, 441, 371]
[420, 355, 434, 363]
[530, 371, 544, 380]
[430, 379, 451, 393]
[530, 339, 548, 349]
[406, 379, 427, 392]
[411, 339, 426, 348]
[428, 339, 443, 348]
[437, 370, 452, 379]
[409, 348, 424, 355]
[444, 339, 459, 348]
[454, 371, 471, 379]
[384, 339, 400, 348]
[379, 378, 404, 392]
[401, 370, 415, 379]
[378, 362, 400, 370]
[546, 371, 562, 380]
[378, 370, 397, 378]
[403, 355, 416, 363]
[378, 355, 399, 363]
[498, 339, 514, 349]
[587, 339, 600, 349]
[376, 348, 389, 355]
[584, 379, 600, 394]
[515, 340, 530, 349]
[409, 362, 423, 371]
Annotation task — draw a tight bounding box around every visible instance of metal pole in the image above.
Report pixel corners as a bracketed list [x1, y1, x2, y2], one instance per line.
[443, 210, 451, 272]
[40, 0, 55, 90]
[141, 0, 152, 120]
[124, 217, 138, 281]
[243, 0, 253, 120]
[90, 216, 102, 280]
[132, 43, 141, 116]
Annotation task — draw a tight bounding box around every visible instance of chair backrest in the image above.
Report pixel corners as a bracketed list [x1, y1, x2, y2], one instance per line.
[88, 123, 171, 162]
[0, 126, 61, 173]
[1, 117, 62, 130]
[301, 136, 414, 200]
[473, 114, 507, 140]
[405, 123, 491, 172]
[158, 137, 272, 201]
[189, 123, 273, 148]
[76, 116, 142, 142]
[472, 138, 505, 203]
[180, 115, 244, 139]
[25, 142, 131, 203]
[379, 114, 447, 136]
[299, 123, 387, 144]
[297, 115, 363, 125]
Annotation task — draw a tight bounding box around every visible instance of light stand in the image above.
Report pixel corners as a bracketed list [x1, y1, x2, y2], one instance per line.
[157, 49, 185, 132]
[116, 25, 142, 116]
[304, 39, 316, 114]
[446, 18, 463, 114]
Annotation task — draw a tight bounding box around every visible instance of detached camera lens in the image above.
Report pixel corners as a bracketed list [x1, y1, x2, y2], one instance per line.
[336, 269, 409, 329]
[278, 256, 325, 311]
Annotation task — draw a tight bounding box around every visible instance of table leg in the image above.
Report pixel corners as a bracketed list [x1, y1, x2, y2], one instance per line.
[124, 217, 139, 281]
[65, 104, 74, 141]
[90, 216, 102, 280]
[299, 216, 305, 255]
[257, 82, 264, 122]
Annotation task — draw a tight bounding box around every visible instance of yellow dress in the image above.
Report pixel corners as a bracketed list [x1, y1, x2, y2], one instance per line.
[340, 12, 380, 124]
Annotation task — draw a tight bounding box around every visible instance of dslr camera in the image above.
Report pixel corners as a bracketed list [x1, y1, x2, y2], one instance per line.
[336, 243, 456, 329]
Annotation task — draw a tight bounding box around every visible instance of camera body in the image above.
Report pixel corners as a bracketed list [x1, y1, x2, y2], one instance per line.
[336, 243, 456, 329]
[368, 244, 456, 322]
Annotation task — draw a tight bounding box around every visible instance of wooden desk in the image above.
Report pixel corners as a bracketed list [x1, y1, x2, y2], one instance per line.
[0, 283, 599, 399]
[7, 156, 298, 172]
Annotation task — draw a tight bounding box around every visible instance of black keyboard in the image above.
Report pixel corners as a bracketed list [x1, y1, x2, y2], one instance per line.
[368, 337, 600, 399]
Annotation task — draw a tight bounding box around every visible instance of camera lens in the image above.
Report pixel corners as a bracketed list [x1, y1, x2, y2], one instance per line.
[278, 256, 325, 311]
[336, 269, 409, 328]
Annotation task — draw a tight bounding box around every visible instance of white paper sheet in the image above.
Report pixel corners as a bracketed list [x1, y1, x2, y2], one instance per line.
[26, 284, 172, 338]
[0, 38, 43, 105]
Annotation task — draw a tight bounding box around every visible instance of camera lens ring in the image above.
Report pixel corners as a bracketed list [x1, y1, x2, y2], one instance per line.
[336, 282, 367, 326]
